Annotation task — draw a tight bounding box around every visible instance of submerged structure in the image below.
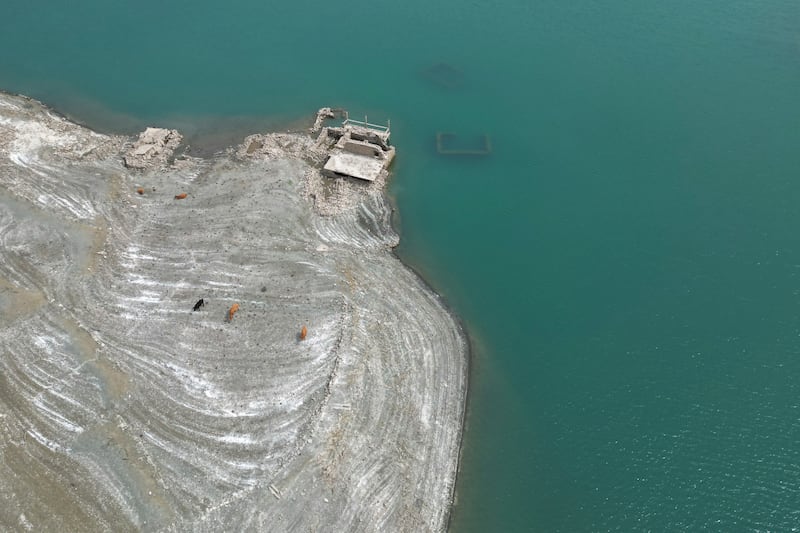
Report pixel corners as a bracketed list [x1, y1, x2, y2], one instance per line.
[436, 132, 492, 156]
[420, 62, 465, 90]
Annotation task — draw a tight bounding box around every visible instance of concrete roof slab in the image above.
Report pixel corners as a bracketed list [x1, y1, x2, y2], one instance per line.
[323, 152, 384, 182]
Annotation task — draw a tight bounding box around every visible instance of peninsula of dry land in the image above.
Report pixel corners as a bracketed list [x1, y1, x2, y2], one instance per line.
[0, 93, 468, 532]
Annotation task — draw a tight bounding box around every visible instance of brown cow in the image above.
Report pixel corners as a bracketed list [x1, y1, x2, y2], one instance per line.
[174, 193, 188, 200]
[227, 303, 240, 322]
[300, 325, 308, 341]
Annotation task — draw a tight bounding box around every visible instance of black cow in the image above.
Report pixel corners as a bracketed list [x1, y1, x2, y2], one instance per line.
[192, 298, 205, 311]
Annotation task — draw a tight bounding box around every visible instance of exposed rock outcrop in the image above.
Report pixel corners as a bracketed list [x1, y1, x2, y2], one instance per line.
[123, 127, 182, 169]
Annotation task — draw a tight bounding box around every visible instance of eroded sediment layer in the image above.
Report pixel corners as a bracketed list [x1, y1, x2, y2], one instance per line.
[0, 94, 467, 532]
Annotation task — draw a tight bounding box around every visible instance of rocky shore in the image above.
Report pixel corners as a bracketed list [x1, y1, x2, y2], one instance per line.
[0, 93, 468, 532]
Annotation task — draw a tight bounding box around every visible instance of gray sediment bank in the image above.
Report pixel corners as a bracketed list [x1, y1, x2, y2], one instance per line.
[0, 93, 468, 532]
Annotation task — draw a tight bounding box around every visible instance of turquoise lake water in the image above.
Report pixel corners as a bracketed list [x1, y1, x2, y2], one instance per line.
[3, 1, 800, 530]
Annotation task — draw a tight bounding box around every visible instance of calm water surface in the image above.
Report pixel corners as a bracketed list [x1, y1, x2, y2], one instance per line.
[3, 1, 800, 530]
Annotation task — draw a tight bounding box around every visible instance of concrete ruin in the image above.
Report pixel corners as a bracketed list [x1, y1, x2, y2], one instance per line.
[314, 110, 396, 183]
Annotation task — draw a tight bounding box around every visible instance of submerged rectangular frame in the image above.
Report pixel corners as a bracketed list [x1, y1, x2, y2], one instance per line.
[435, 132, 492, 155]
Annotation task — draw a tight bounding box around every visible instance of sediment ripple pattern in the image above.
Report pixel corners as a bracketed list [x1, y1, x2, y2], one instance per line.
[0, 94, 467, 532]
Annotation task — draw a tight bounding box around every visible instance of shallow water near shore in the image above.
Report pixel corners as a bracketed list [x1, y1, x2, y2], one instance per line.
[4, 0, 800, 530]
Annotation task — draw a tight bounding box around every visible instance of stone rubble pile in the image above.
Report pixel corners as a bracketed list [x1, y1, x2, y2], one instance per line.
[123, 127, 182, 169]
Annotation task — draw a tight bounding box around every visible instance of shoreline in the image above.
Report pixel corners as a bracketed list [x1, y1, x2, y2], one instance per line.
[390, 249, 473, 531]
[383, 194, 474, 529]
[0, 89, 326, 157]
[0, 91, 469, 531]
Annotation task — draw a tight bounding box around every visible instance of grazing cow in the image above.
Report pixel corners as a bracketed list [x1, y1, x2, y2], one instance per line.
[174, 193, 188, 200]
[227, 303, 240, 322]
[136, 187, 144, 195]
[300, 325, 308, 341]
[192, 298, 205, 311]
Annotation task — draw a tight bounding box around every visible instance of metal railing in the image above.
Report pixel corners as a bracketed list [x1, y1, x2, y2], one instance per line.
[342, 113, 391, 133]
